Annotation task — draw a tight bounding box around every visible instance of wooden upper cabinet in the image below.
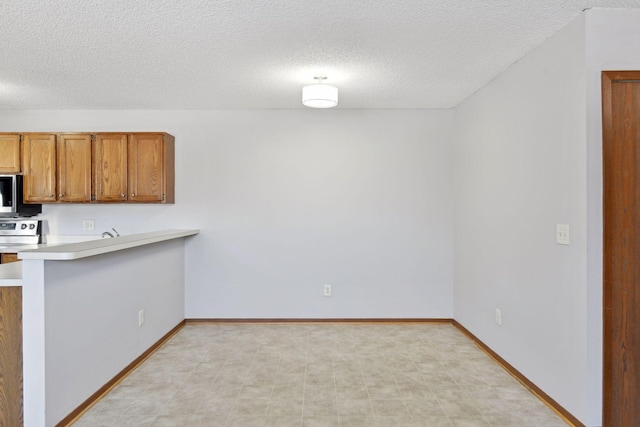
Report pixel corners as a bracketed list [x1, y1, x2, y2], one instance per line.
[57, 134, 92, 202]
[128, 133, 174, 203]
[0, 134, 21, 173]
[93, 134, 128, 202]
[22, 133, 56, 203]
[16, 131, 173, 204]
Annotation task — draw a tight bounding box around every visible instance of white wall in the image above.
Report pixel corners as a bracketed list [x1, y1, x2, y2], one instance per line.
[44, 240, 186, 425]
[0, 110, 454, 318]
[20, 238, 186, 426]
[452, 14, 590, 425]
[584, 8, 640, 425]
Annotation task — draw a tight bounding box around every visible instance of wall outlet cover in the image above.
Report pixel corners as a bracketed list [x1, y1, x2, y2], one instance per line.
[324, 284, 332, 297]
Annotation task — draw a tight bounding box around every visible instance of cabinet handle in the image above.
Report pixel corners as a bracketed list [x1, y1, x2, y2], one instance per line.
[49, 194, 53, 197]
[120, 193, 125, 198]
[131, 194, 135, 197]
[59, 194, 63, 198]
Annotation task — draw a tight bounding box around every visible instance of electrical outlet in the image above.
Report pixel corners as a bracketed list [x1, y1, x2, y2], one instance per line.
[324, 284, 332, 297]
[138, 309, 145, 326]
[495, 309, 502, 326]
[556, 224, 570, 245]
[83, 220, 95, 231]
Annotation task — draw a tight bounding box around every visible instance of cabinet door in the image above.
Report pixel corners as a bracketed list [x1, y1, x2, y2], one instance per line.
[128, 133, 166, 203]
[0, 134, 21, 173]
[57, 134, 92, 202]
[0, 286, 23, 427]
[22, 133, 56, 203]
[94, 134, 128, 202]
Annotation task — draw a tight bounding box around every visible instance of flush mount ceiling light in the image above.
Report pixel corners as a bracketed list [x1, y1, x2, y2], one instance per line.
[302, 76, 338, 108]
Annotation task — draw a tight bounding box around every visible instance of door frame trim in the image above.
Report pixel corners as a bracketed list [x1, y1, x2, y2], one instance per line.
[601, 70, 640, 426]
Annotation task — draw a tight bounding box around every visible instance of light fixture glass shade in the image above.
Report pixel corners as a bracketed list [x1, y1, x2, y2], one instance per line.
[302, 84, 338, 108]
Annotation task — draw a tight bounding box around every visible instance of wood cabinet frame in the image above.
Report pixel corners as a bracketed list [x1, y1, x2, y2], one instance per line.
[0, 134, 22, 173]
[93, 133, 174, 204]
[93, 133, 129, 202]
[57, 133, 92, 203]
[22, 133, 57, 203]
[10, 132, 175, 204]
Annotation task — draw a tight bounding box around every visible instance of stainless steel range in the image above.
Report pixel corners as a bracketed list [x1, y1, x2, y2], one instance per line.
[0, 219, 42, 246]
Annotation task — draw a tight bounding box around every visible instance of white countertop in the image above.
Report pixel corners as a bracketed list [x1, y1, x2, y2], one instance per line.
[0, 244, 45, 254]
[0, 261, 23, 286]
[0, 235, 102, 253]
[18, 229, 199, 261]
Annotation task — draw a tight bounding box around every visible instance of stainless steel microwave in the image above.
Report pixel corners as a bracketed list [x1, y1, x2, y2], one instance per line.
[0, 175, 42, 217]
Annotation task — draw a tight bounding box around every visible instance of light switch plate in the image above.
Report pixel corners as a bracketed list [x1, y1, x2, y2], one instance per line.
[556, 224, 570, 245]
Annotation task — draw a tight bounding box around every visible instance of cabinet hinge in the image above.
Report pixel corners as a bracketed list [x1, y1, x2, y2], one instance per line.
[162, 194, 165, 201]
[19, 135, 23, 142]
[91, 135, 95, 142]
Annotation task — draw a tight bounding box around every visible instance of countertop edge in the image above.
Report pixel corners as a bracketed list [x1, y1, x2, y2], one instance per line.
[18, 229, 199, 261]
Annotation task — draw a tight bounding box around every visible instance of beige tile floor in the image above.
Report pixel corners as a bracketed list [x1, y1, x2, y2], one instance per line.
[72, 323, 569, 427]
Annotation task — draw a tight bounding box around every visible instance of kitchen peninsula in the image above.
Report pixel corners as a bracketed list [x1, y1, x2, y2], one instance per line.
[1, 229, 198, 427]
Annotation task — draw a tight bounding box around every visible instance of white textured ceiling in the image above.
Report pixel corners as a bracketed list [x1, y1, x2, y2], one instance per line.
[1, 1, 639, 110]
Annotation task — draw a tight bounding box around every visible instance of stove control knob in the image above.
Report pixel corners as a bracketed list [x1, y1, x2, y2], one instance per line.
[21, 224, 27, 229]
[29, 224, 36, 229]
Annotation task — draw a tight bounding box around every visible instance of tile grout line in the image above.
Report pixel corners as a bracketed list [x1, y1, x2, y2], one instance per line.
[362, 352, 379, 427]
[223, 334, 249, 427]
[357, 342, 379, 427]
[407, 329, 454, 427]
[332, 343, 340, 427]
[301, 328, 308, 427]
[445, 338, 495, 427]
[396, 348, 419, 422]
